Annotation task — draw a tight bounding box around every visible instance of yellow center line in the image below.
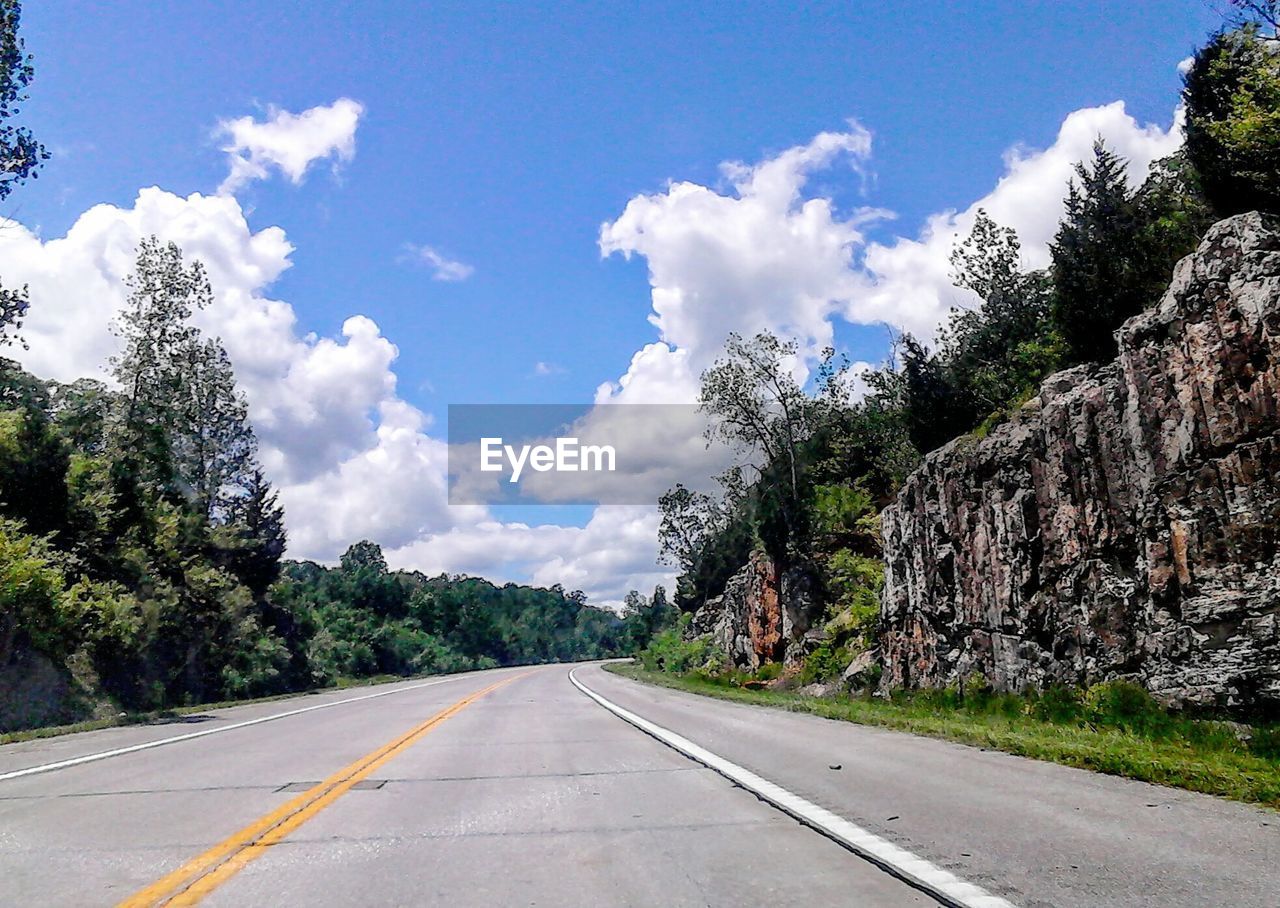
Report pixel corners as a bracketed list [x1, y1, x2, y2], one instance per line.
[118, 670, 535, 907]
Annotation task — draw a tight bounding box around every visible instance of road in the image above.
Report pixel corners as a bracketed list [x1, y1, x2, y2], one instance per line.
[0, 663, 1273, 907]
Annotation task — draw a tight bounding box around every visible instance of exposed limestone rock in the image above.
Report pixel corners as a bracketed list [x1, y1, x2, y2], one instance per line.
[881, 212, 1280, 710]
[690, 550, 817, 670]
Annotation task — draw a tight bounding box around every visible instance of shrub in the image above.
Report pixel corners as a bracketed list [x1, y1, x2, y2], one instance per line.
[1248, 725, 1280, 761]
[0, 520, 76, 662]
[755, 661, 783, 682]
[1083, 680, 1168, 736]
[636, 623, 720, 674]
[1030, 684, 1085, 724]
[799, 642, 851, 686]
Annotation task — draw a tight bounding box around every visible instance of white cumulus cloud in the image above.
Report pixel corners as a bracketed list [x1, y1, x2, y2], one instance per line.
[217, 98, 364, 195]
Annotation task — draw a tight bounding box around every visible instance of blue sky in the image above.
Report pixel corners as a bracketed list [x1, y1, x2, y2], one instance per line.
[5, 1, 1224, 603]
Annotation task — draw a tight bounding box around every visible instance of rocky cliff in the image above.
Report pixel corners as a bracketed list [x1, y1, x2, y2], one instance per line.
[689, 550, 816, 670]
[880, 212, 1280, 710]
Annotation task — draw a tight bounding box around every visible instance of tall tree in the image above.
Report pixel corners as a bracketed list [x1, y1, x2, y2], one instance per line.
[942, 210, 1059, 415]
[108, 237, 214, 491]
[698, 331, 847, 546]
[0, 0, 47, 202]
[1049, 141, 1149, 364]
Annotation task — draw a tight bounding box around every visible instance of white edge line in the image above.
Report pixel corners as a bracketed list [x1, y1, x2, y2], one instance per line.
[0, 669, 507, 783]
[569, 666, 1017, 908]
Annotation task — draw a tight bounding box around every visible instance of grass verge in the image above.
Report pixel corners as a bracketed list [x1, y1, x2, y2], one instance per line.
[605, 663, 1280, 809]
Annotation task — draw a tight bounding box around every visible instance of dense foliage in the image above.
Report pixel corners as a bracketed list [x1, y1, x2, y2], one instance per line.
[661, 18, 1277, 684]
[267, 551, 669, 689]
[1184, 22, 1280, 215]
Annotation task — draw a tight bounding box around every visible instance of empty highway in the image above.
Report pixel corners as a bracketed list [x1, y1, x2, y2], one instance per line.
[0, 663, 1275, 907]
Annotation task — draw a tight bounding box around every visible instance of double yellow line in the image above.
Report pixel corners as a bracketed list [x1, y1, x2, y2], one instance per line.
[120, 672, 529, 907]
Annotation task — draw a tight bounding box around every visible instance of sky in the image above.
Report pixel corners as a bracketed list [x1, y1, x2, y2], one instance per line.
[3, 1, 1225, 606]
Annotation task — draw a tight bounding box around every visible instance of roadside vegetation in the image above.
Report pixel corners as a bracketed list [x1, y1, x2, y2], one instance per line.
[657, 6, 1280, 705]
[609, 660, 1280, 808]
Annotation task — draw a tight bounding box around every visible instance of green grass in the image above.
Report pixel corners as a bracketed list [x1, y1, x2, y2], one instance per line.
[606, 663, 1280, 809]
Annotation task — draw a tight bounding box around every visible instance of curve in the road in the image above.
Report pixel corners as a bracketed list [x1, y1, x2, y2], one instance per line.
[569, 666, 1015, 908]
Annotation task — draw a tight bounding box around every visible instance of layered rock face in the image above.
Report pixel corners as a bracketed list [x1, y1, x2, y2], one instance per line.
[881, 213, 1280, 709]
[690, 550, 815, 670]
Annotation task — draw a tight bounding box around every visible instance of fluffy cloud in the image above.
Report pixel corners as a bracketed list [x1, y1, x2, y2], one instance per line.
[598, 100, 1184, 412]
[217, 98, 364, 195]
[0, 186, 666, 607]
[601, 122, 877, 373]
[852, 101, 1185, 338]
[0, 188, 402, 485]
[399, 244, 475, 282]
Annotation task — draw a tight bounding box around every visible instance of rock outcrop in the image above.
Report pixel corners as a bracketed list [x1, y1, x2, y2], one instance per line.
[880, 212, 1280, 710]
[690, 550, 816, 670]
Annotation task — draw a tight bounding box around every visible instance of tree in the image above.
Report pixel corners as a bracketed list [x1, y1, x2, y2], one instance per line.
[50, 378, 112, 455]
[942, 210, 1060, 416]
[108, 237, 214, 491]
[898, 335, 978, 455]
[1049, 141, 1149, 364]
[699, 332, 847, 547]
[173, 338, 256, 520]
[1224, 1, 1280, 32]
[949, 209, 1025, 301]
[340, 540, 387, 574]
[0, 407, 69, 538]
[657, 484, 723, 574]
[0, 280, 29, 348]
[224, 467, 286, 596]
[0, 1, 47, 203]
[1183, 25, 1280, 215]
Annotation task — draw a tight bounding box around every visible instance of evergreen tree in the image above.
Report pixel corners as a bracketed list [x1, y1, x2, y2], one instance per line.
[224, 467, 287, 597]
[899, 335, 977, 455]
[1049, 141, 1148, 364]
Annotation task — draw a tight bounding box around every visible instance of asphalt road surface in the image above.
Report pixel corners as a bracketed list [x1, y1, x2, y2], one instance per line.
[0, 663, 1274, 907]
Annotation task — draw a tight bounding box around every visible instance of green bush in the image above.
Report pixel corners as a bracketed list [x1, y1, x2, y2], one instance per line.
[1248, 725, 1280, 761]
[754, 661, 783, 682]
[799, 642, 850, 685]
[1030, 684, 1084, 724]
[0, 520, 77, 661]
[636, 619, 721, 675]
[1083, 680, 1168, 736]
